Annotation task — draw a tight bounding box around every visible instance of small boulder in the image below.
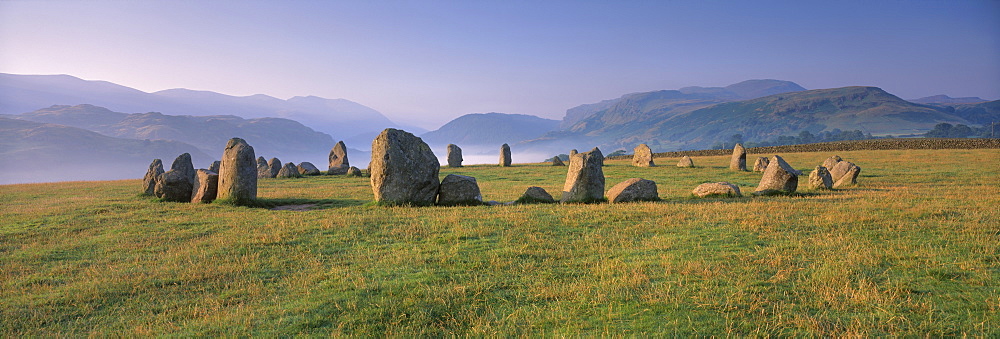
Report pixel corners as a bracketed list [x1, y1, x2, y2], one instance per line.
[517, 186, 555, 204]
[561, 147, 605, 203]
[345, 166, 363, 177]
[436, 174, 482, 206]
[369, 128, 440, 205]
[499, 143, 512, 167]
[191, 169, 219, 203]
[216, 137, 257, 204]
[277, 162, 302, 178]
[752, 157, 770, 172]
[256, 157, 271, 178]
[155, 169, 194, 202]
[822, 155, 843, 171]
[328, 141, 350, 175]
[730, 143, 747, 171]
[607, 178, 659, 203]
[808, 166, 833, 190]
[753, 155, 799, 195]
[552, 157, 565, 166]
[267, 157, 282, 178]
[447, 144, 463, 167]
[298, 162, 321, 176]
[833, 164, 862, 188]
[829, 161, 858, 182]
[676, 156, 694, 168]
[632, 144, 655, 167]
[142, 159, 163, 196]
[692, 182, 742, 198]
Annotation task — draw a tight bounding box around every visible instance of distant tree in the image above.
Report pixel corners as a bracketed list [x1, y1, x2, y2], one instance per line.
[798, 130, 815, 144]
[607, 150, 628, 157]
[925, 123, 953, 138]
[949, 124, 973, 138]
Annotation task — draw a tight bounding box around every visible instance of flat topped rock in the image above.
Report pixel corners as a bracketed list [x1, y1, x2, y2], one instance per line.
[437, 174, 482, 206]
[369, 128, 440, 206]
[191, 169, 219, 203]
[692, 182, 742, 198]
[607, 178, 659, 203]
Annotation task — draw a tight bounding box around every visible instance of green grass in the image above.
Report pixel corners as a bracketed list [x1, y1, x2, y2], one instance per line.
[1, 149, 998, 336]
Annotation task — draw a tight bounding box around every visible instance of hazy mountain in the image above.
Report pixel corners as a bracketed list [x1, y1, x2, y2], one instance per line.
[420, 113, 559, 146]
[7, 104, 338, 167]
[0, 117, 211, 184]
[910, 95, 988, 104]
[947, 100, 1000, 125]
[560, 79, 806, 130]
[525, 86, 971, 152]
[0, 73, 409, 143]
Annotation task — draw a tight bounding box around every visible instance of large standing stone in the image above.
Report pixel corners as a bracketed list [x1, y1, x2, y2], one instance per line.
[217, 137, 257, 204]
[676, 156, 694, 168]
[754, 155, 799, 195]
[191, 169, 219, 203]
[499, 143, 512, 167]
[267, 158, 282, 178]
[561, 147, 605, 203]
[277, 162, 302, 178]
[436, 174, 482, 206]
[829, 161, 858, 182]
[808, 166, 833, 190]
[517, 186, 555, 203]
[569, 149, 578, 156]
[692, 182, 742, 198]
[369, 128, 441, 205]
[822, 155, 843, 171]
[752, 157, 770, 172]
[833, 164, 862, 188]
[447, 144, 463, 167]
[328, 141, 350, 175]
[632, 144, 655, 167]
[155, 169, 194, 202]
[730, 143, 747, 171]
[552, 157, 565, 166]
[606, 178, 659, 203]
[142, 159, 163, 196]
[256, 157, 271, 178]
[298, 162, 321, 176]
[208, 161, 221, 173]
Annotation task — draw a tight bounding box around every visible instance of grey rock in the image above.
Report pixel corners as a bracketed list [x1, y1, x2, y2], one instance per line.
[256, 157, 271, 178]
[328, 141, 350, 174]
[345, 166, 362, 177]
[155, 169, 194, 202]
[436, 174, 482, 206]
[191, 169, 219, 203]
[499, 143, 512, 167]
[753, 155, 799, 195]
[833, 164, 862, 188]
[753, 157, 770, 172]
[569, 149, 578, 156]
[829, 161, 858, 182]
[552, 157, 565, 166]
[267, 158, 282, 178]
[298, 162, 321, 176]
[676, 155, 694, 168]
[560, 147, 605, 203]
[808, 166, 833, 190]
[447, 144, 463, 167]
[208, 161, 221, 173]
[142, 159, 163, 196]
[692, 182, 742, 198]
[607, 178, 659, 203]
[730, 143, 747, 171]
[217, 137, 257, 204]
[518, 186, 555, 203]
[369, 128, 441, 206]
[276, 162, 302, 178]
[632, 144, 655, 167]
[822, 155, 843, 172]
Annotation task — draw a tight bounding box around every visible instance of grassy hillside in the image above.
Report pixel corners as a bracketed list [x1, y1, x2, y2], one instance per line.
[1, 148, 997, 336]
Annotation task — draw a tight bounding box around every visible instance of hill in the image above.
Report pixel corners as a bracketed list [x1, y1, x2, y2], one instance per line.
[420, 113, 559, 146]
[909, 94, 987, 104]
[0, 117, 211, 184]
[941, 100, 1000, 125]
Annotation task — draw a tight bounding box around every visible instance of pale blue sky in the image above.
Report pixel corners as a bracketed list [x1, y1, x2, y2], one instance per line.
[2, 0, 998, 129]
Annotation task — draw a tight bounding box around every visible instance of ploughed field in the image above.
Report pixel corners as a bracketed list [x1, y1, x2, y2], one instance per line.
[1, 148, 997, 336]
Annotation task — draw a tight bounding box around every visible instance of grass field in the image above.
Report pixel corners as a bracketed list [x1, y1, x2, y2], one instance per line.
[1, 148, 998, 336]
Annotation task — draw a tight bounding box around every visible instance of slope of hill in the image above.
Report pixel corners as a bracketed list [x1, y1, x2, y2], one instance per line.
[909, 95, 987, 104]
[420, 113, 559, 146]
[0, 117, 211, 184]
[941, 100, 1000, 125]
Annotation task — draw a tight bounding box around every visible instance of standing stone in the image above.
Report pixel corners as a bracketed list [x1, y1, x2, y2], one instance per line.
[217, 137, 257, 204]
[631, 144, 655, 167]
[499, 143, 512, 167]
[829, 161, 858, 183]
[267, 158, 282, 178]
[822, 155, 843, 171]
[345, 166, 362, 177]
[808, 166, 833, 190]
[256, 157, 271, 178]
[517, 186, 555, 203]
[569, 149, 578, 156]
[328, 141, 350, 175]
[276, 162, 302, 178]
[191, 169, 219, 203]
[753, 157, 770, 172]
[142, 159, 163, 196]
[730, 143, 747, 171]
[369, 128, 441, 205]
[676, 156, 694, 168]
[754, 155, 799, 195]
[155, 169, 194, 202]
[606, 178, 659, 203]
[561, 147, 605, 203]
[436, 174, 482, 206]
[208, 161, 221, 173]
[298, 162, 321, 176]
[552, 157, 565, 166]
[692, 182, 742, 198]
[447, 144, 463, 167]
[833, 164, 862, 188]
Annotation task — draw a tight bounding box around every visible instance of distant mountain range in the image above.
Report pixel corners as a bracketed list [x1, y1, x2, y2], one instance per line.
[909, 95, 988, 105]
[420, 113, 559, 146]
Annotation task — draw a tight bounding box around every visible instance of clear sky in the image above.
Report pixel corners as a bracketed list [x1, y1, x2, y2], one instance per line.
[1, 0, 998, 129]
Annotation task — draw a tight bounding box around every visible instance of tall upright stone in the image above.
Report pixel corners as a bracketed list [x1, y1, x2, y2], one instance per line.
[808, 166, 833, 190]
[142, 159, 163, 196]
[171, 153, 196, 184]
[328, 141, 350, 175]
[730, 143, 747, 171]
[217, 137, 257, 204]
[632, 144, 655, 167]
[256, 157, 271, 178]
[267, 158, 282, 178]
[499, 143, 512, 167]
[676, 155, 694, 168]
[752, 157, 770, 172]
[569, 149, 578, 156]
[447, 144, 463, 167]
[369, 128, 441, 205]
[753, 155, 799, 195]
[561, 147, 605, 203]
[191, 169, 219, 203]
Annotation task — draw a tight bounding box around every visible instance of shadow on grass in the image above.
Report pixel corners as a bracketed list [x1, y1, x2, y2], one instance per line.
[218, 198, 370, 210]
